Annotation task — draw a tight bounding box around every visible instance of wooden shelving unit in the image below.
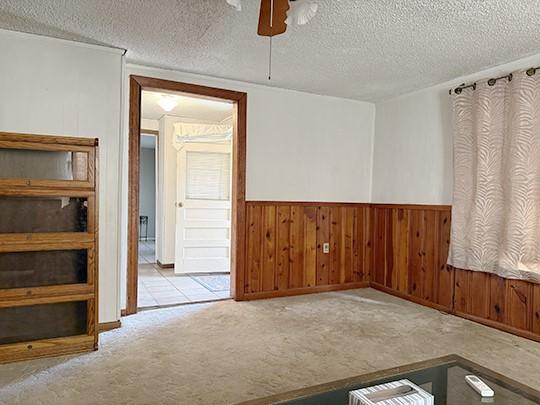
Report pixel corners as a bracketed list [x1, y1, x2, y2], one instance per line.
[0, 132, 98, 363]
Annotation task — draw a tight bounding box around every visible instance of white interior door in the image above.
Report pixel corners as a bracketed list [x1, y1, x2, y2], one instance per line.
[174, 143, 231, 274]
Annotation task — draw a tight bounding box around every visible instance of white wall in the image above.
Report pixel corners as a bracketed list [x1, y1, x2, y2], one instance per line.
[126, 64, 376, 202]
[372, 89, 453, 204]
[141, 118, 159, 131]
[371, 52, 540, 205]
[119, 64, 376, 309]
[246, 88, 375, 202]
[0, 29, 123, 323]
[156, 115, 177, 264]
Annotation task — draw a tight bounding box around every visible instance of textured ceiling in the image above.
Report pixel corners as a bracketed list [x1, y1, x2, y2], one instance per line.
[142, 91, 232, 121]
[1, 0, 540, 101]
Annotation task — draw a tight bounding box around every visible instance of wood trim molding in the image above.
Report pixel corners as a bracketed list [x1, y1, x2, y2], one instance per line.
[246, 200, 369, 207]
[372, 282, 540, 343]
[247, 201, 452, 211]
[130, 75, 246, 101]
[232, 94, 247, 301]
[127, 75, 247, 315]
[368, 203, 452, 211]
[98, 320, 121, 333]
[243, 282, 369, 300]
[454, 310, 540, 343]
[370, 282, 451, 313]
[127, 77, 141, 315]
[140, 129, 159, 136]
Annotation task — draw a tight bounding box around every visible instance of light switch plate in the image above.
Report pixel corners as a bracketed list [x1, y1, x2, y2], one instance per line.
[323, 242, 330, 254]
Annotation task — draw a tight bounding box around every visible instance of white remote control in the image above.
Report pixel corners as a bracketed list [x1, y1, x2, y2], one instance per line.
[465, 375, 494, 397]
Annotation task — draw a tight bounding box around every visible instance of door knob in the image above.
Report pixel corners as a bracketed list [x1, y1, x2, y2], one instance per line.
[176, 202, 183, 207]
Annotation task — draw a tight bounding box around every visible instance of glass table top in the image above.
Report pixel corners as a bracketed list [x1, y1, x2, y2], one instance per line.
[240, 355, 540, 405]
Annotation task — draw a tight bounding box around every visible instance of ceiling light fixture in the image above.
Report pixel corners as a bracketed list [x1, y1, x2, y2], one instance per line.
[225, 0, 319, 80]
[286, 0, 318, 25]
[158, 95, 178, 112]
[226, 0, 319, 29]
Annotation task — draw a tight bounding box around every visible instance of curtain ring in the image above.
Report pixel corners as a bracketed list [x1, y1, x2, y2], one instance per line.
[487, 78, 496, 86]
[526, 68, 536, 77]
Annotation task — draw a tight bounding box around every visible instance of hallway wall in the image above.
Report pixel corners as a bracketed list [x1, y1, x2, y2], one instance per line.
[139, 142, 156, 240]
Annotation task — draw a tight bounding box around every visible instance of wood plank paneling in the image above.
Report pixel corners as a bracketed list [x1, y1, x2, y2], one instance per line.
[372, 208, 386, 285]
[353, 207, 367, 282]
[533, 284, 540, 335]
[244, 202, 371, 296]
[422, 210, 438, 302]
[262, 206, 276, 292]
[276, 206, 290, 291]
[303, 207, 317, 288]
[244, 201, 539, 343]
[391, 208, 408, 293]
[364, 207, 374, 281]
[454, 269, 470, 313]
[469, 271, 489, 318]
[246, 204, 262, 293]
[436, 211, 453, 307]
[329, 207, 342, 285]
[289, 206, 304, 289]
[384, 209, 394, 289]
[488, 274, 506, 323]
[316, 206, 330, 286]
[343, 207, 355, 283]
[408, 209, 424, 298]
[506, 280, 531, 331]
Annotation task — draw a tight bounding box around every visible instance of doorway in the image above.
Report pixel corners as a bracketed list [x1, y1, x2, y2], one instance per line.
[139, 132, 157, 263]
[127, 76, 247, 315]
[137, 131, 158, 307]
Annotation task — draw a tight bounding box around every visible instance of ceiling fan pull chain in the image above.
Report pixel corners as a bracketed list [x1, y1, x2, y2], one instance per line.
[269, 36, 273, 80]
[268, 0, 273, 80]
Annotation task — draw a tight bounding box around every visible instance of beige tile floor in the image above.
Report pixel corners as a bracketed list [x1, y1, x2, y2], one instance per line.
[138, 241, 230, 308]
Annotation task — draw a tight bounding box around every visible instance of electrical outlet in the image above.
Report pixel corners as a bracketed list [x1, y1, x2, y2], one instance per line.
[323, 242, 330, 254]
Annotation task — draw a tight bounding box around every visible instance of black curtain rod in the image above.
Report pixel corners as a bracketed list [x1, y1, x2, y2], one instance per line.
[449, 65, 539, 95]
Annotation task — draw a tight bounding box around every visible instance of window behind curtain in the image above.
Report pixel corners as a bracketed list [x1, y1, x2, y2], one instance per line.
[186, 151, 231, 201]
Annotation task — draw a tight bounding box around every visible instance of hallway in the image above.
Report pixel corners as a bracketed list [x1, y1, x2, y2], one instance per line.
[138, 241, 230, 309]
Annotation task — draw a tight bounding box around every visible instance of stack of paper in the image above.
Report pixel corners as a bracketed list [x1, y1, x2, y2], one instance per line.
[349, 379, 434, 405]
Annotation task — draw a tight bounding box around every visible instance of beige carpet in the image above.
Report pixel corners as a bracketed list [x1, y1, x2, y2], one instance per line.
[0, 288, 539, 404]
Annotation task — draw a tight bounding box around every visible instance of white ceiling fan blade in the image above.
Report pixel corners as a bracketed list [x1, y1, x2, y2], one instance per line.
[285, 1, 318, 25]
[226, 0, 242, 11]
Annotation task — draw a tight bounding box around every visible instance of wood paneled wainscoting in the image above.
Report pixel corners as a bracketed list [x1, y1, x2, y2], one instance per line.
[367, 204, 540, 342]
[244, 202, 370, 299]
[367, 205, 454, 310]
[243, 202, 540, 342]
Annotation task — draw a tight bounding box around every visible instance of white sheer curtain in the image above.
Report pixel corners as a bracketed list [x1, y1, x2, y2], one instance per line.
[448, 68, 540, 283]
[172, 122, 232, 149]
